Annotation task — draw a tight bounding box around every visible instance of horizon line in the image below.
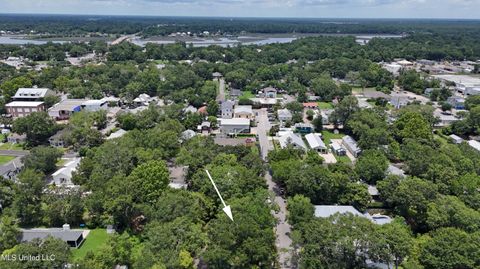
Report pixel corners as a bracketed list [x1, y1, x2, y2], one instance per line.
[0, 12, 479, 21]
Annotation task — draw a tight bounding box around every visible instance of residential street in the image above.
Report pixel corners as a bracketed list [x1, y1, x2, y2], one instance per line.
[256, 108, 273, 160]
[0, 150, 28, 157]
[216, 78, 226, 103]
[256, 108, 293, 268]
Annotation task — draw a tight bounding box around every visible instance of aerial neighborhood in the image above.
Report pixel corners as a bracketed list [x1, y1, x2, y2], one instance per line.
[0, 14, 480, 269]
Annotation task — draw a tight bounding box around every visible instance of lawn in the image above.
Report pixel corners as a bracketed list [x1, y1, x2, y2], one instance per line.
[321, 130, 344, 145]
[240, 91, 255, 99]
[0, 155, 15, 165]
[336, 155, 352, 165]
[0, 143, 24, 150]
[56, 158, 69, 168]
[318, 102, 334, 109]
[72, 229, 110, 261]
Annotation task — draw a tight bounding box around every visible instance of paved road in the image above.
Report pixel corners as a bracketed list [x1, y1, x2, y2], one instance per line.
[256, 109, 293, 268]
[0, 150, 28, 157]
[216, 78, 226, 103]
[256, 109, 273, 160]
[266, 172, 294, 269]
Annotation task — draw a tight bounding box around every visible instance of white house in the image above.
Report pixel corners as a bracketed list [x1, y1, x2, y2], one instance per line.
[219, 118, 250, 135]
[51, 158, 81, 187]
[314, 205, 392, 225]
[82, 100, 108, 112]
[259, 87, 277, 98]
[234, 105, 254, 120]
[277, 109, 292, 122]
[305, 133, 327, 153]
[13, 88, 54, 101]
[278, 132, 307, 151]
[331, 141, 346, 156]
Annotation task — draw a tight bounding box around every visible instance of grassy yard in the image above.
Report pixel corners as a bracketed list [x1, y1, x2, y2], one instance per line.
[240, 91, 255, 99]
[56, 158, 69, 167]
[336, 155, 352, 165]
[72, 229, 110, 261]
[0, 155, 15, 165]
[318, 102, 334, 109]
[0, 143, 24, 150]
[321, 130, 344, 145]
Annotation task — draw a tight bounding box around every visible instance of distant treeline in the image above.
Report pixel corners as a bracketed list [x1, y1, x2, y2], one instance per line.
[1, 14, 480, 37]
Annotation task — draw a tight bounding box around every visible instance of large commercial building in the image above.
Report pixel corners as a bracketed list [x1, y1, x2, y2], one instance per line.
[5, 101, 45, 118]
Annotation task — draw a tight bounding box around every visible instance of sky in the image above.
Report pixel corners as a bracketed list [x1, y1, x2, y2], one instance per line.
[0, 0, 479, 19]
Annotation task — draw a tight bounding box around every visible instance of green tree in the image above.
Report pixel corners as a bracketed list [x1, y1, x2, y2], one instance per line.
[378, 176, 438, 232]
[312, 116, 323, 132]
[207, 100, 219, 116]
[22, 146, 62, 174]
[330, 96, 359, 125]
[354, 149, 389, 184]
[372, 218, 414, 269]
[426, 195, 480, 232]
[128, 160, 169, 204]
[287, 195, 314, 227]
[12, 112, 57, 146]
[393, 112, 432, 142]
[419, 228, 480, 269]
[0, 237, 71, 269]
[0, 215, 20, 252]
[12, 169, 45, 225]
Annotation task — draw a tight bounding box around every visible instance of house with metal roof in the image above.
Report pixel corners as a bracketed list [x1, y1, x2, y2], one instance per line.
[342, 135, 361, 157]
[278, 132, 307, 151]
[468, 140, 480, 152]
[449, 134, 463, 144]
[314, 205, 392, 225]
[305, 133, 327, 153]
[314, 205, 363, 218]
[219, 118, 251, 135]
[13, 87, 54, 101]
[331, 141, 346, 156]
[48, 99, 85, 120]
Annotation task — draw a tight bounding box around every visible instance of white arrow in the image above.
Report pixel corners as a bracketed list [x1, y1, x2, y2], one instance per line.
[205, 170, 234, 221]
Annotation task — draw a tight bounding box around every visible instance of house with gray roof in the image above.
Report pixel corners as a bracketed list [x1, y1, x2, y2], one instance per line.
[13, 87, 55, 101]
[277, 109, 292, 122]
[342, 135, 362, 157]
[21, 225, 85, 248]
[278, 132, 307, 151]
[305, 133, 327, 153]
[0, 157, 23, 181]
[221, 100, 235, 119]
[449, 134, 463, 144]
